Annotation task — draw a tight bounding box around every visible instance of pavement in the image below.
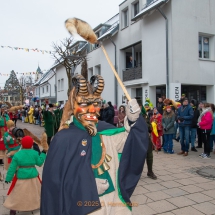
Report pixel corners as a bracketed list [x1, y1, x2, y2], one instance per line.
[1, 120, 215, 215]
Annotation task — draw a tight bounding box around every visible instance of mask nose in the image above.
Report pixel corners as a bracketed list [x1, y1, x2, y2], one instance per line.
[89, 105, 96, 113]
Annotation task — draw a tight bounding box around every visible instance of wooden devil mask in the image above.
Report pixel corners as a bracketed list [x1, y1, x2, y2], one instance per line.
[60, 74, 104, 136]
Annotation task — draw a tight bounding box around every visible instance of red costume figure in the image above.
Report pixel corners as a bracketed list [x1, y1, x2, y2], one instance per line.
[151, 107, 163, 150]
[3, 120, 21, 170]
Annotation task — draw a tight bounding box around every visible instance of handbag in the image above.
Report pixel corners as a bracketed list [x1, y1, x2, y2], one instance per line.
[0, 116, 5, 127]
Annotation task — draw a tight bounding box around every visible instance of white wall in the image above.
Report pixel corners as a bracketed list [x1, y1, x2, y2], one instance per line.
[171, 0, 215, 85]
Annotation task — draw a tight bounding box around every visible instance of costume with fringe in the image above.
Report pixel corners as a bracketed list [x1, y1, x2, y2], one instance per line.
[4, 148, 46, 211]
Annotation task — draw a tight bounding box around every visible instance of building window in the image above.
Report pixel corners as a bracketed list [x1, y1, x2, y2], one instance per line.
[95, 65, 101, 75]
[134, 1, 139, 17]
[58, 80, 60, 91]
[199, 36, 209, 59]
[88, 68, 93, 80]
[147, 0, 154, 6]
[46, 85, 48, 92]
[122, 8, 129, 28]
[61, 79, 64, 91]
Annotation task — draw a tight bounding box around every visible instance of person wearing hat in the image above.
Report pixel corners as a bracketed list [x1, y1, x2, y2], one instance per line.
[179, 94, 186, 105]
[137, 100, 157, 180]
[3, 136, 48, 215]
[144, 102, 153, 119]
[190, 99, 199, 152]
[151, 107, 163, 151]
[177, 98, 194, 156]
[43, 104, 57, 145]
[41, 74, 148, 215]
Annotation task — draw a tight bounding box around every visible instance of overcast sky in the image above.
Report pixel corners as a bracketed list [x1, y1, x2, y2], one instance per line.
[0, 0, 123, 88]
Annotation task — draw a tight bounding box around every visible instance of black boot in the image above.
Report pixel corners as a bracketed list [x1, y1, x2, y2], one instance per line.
[191, 147, 198, 152]
[10, 210, 16, 215]
[147, 171, 157, 180]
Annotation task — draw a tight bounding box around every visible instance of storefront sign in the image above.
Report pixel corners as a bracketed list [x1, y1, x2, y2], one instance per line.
[169, 83, 181, 101]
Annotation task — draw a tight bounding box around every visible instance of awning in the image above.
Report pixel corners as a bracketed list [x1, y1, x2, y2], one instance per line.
[131, 0, 169, 21]
[98, 22, 119, 41]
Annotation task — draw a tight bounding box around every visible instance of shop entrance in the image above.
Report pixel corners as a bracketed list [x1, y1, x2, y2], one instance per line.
[181, 85, 206, 103]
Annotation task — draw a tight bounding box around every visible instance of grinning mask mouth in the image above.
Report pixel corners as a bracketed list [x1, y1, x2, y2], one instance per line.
[72, 74, 104, 136]
[74, 97, 102, 136]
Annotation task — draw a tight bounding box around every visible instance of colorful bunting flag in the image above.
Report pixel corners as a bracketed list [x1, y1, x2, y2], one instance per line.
[0, 45, 52, 54]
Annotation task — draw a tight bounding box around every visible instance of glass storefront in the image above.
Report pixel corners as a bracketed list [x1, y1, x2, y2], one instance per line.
[182, 85, 206, 103]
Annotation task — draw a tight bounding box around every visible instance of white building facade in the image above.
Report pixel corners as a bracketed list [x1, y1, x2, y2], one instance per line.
[81, 0, 215, 106]
[38, 0, 215, 107]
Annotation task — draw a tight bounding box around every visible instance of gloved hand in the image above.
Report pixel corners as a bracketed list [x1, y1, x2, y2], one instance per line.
[126, 99, 141, 123]
[95, 178, 109, 195]
[5, 181, 11, 184]
[164, 128, 167, 132]
[33, 143, 41, 154]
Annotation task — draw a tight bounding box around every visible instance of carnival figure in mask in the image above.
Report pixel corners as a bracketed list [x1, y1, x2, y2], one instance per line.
[41, 74, 149, 215]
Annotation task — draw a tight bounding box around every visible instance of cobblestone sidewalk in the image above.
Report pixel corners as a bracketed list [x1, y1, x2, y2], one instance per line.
[1, 120, 215, 215]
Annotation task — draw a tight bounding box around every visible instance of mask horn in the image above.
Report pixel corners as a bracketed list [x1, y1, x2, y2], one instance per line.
[72, 74, 88, 96]
[90, 75, 104, 96]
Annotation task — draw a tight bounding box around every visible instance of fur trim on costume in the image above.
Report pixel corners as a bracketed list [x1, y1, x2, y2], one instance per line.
[41, 132, 49, 152]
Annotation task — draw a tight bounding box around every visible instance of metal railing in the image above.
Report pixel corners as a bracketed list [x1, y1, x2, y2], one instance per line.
[122, 66, 142, 82]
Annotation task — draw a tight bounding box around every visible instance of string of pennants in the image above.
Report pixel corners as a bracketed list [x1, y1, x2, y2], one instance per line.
[0, 70, 48, 76]
[0, 46, 52, 54]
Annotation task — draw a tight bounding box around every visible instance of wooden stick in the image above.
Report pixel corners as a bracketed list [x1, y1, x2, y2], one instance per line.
[100, 44, 131, 101]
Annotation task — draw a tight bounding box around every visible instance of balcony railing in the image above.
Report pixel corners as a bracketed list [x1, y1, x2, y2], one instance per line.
[122, 66, 142, 82]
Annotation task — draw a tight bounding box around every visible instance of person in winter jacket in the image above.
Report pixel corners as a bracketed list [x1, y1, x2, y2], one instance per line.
[196, 102, 204, 148]
[198, 103, 213, 158]
[162, 106, 175, 154]
[190, 99, 200, 152]
[151, 107, 163, 151]
[157, 98, 164, 115]
[102, 104, 114, 125]
[3, 136, 48, 215]
[21, 108, 26, 123]
[210, 104, 215, 153]
[177, 98, 194, 156]
[117, 105, 126, 128]
[33, 107, 39, 125]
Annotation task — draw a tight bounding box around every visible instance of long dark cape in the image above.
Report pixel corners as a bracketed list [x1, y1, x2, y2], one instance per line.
[41, 117, 148, 215]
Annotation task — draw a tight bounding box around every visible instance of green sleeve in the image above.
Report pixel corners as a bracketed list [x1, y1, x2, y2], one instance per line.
[35, 152, 46, 167]
[6, 156, 18, 182]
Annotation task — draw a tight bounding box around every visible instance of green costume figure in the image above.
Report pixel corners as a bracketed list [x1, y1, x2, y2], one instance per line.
[145, 98, 154, 109]
[43, 104, 57, 145]
[3, 136, 47, 214]
[138, 100, 157, 180]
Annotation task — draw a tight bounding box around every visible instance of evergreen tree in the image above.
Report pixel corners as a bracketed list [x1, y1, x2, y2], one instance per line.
[4, 70, 20, 94]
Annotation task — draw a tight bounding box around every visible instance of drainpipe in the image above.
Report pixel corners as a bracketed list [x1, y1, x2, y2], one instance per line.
[39, 85, 41, 106]
[157, 7, 169, 98]
[47, 83, 51, 101]
[109, 37, 118, 106]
